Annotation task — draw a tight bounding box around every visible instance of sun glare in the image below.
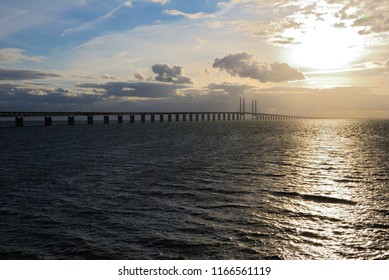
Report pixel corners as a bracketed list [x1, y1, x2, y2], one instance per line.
[289, 21, 364, 70]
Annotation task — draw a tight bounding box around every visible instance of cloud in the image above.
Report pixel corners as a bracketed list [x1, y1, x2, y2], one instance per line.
[269, 36, 299, 45]
[0, 48, 45, 64]
[207, 83, 253, 95]
[163, 9, 215, 20]
[101, 73, 116, 80]
[151, 63, 193, 84]
[332, 0, 389, 35]
[134, 73, 145, 80]
[0, 69, 61, 80]
[0, 84, 100, 108]
[248, 19, 303, 37]
[213, 53, 305, 82]
[192, 38, 208, 50]
[352, 59, 389, 69]
[333, 22, 346, 29]
[62, 1, 132, 36]
[144, 0, 169, 4]
[77, 81, 188, 98]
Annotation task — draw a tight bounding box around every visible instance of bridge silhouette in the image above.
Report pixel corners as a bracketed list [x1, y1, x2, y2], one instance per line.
[0, 99, 316, 127]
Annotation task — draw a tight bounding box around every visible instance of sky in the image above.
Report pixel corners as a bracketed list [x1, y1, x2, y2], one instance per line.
[0, 0, 389, 118]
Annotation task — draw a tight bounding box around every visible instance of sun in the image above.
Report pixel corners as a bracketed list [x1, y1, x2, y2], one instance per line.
[288, 20, 364, 70]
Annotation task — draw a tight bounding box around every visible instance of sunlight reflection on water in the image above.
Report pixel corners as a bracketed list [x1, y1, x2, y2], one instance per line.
[0, 120, 388, 259]
[268, 120, 388, 259]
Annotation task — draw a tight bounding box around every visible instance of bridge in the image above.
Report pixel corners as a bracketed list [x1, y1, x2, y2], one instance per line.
[0, 98, 316, 127]
[0, 111, 315, 127]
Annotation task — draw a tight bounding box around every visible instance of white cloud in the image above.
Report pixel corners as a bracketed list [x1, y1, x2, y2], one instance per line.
[332, 0, 389, 35]
[144, 0, 169, 4]
[0, 48, 44, 64]
[62, 2, 133, 36]
[192, 38, 208, 50]
[163, 9, 215, 20]
[28, 89, 48, 96]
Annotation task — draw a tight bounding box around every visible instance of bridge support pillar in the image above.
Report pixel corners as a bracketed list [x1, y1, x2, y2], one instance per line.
[44, 116, 52, 126]
[15, 116, 23, 127]
[228, 114, 231, 120]
[207, 114, 211, 121]
[104, 115, 109, 124]
[141, 114, 146, 123]
[232, 114, 235, 120]
[151, 115, 155, 123]
[160, 114, 164, 122]
[218, 113, 221, 121]
[223, 113, 226, 121]
[175, 114, 179, 122]
[183, 114, 186, 121]
[168, 114, 172, 122]
[201, 114, 205, 121]
[196, 114, 199, 121]
[68, 116, 75, 125]
[87, 115, 93, 125]
[130, 115, 135, 123]
[118, 115, 123, 124]
[189, 114, 193, 121]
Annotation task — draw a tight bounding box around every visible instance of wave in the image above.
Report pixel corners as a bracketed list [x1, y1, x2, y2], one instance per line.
[270, 191, 357, 205]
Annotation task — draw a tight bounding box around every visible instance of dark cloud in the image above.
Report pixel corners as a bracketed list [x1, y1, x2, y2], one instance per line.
[0, 84, 99, 109]
[134, 73, 145, 80]
[269, 36, 300, 45]
[0, 69, 61, 80]
[55, 88, 70, 93]
[213, 53, 305, 83]
[77, 81, 188, 98]
[151, 63, 192, 84]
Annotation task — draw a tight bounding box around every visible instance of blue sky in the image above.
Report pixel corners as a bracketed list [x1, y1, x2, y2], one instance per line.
[1, 0, 389, 118]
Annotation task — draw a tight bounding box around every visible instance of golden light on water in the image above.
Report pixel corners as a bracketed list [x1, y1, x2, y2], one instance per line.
[274, 120, 376, 259]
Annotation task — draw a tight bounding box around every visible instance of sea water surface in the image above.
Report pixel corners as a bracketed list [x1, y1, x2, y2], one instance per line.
[0, 120, 388, 259]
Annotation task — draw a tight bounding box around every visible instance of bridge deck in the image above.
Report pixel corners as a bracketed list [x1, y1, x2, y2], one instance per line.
[0, 111, 314, 119]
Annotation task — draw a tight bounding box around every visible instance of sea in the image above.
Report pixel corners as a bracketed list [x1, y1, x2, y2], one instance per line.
[0, 119, 388, 260]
